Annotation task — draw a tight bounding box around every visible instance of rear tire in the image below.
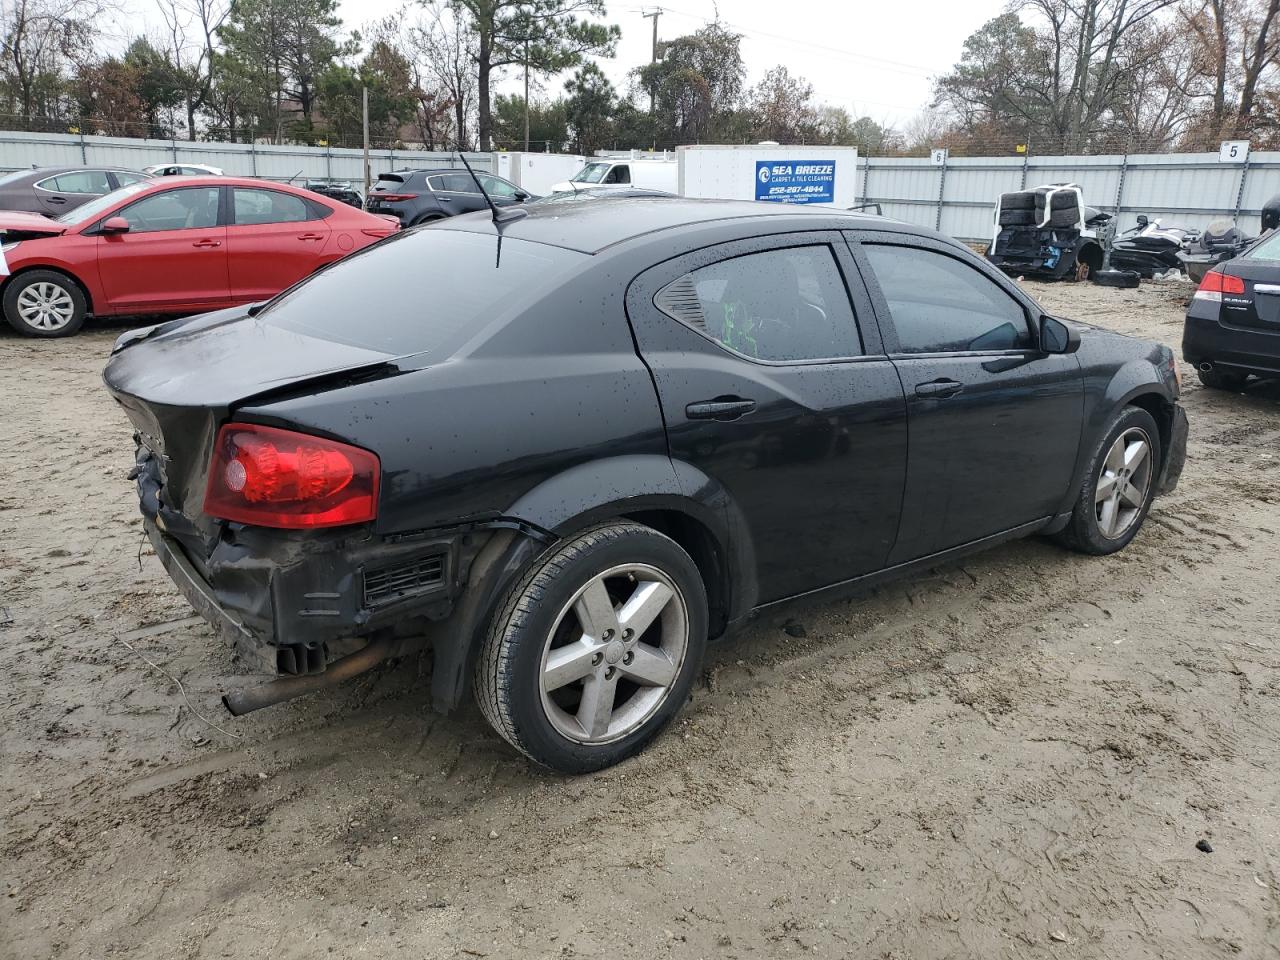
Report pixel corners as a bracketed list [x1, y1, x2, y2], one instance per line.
[1056, 406, 1161, 556]
[475, 521, 708, 774]
[1196, 366, 1248, 391]
[3, 269, 87, 337]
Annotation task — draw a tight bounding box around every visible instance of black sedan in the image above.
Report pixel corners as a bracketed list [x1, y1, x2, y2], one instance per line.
[364, 168, 534, 225]
[0, 165, 151, 216]
[103, 199, 1188, 773]
[1184, 231, 1280, 389]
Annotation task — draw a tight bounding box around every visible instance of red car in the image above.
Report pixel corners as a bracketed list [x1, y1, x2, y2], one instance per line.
[0, 176, 398, 337]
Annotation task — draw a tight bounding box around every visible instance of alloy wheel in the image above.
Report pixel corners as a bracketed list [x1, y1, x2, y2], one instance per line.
[538, 563, 689, 745]
[1095, 427, 1154, 539]
[16, 281, 75, 332]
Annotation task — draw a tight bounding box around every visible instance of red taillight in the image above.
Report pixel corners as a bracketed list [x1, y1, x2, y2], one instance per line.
[203, 423, 379, 529]
[1198, 269, 1245, 295]
[374, 193, 417, 202]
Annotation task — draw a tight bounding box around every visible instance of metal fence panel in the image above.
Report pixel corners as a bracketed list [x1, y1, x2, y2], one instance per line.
[0, 129, 1277, 241]
[862, 149, 1280, 241]
[0, 130, 495, 183]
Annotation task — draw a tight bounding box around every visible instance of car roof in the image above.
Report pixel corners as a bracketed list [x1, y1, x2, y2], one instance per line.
[431, 197, 913, 254]
[132, 175, 306, 191]
[18, 165, 140, 178]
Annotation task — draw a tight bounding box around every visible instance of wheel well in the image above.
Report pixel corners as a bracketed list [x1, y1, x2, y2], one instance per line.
[1127, 392, 1173, 468]
[622, 509, 730, 638]
[3, 265, 94, 314]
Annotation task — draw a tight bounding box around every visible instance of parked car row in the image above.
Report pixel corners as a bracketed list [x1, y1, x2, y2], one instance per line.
[0, 163, 546, 337]
[0, 176, 398, 336]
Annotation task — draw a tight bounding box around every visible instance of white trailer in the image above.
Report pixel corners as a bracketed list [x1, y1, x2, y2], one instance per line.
[677, 144, 859, 207]
[495, 152, 587, 196]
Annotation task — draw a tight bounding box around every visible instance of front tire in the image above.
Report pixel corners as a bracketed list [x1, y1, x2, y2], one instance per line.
[3, 270, 87, 337]
[475, 521, 708, 774]
[1056, 406, 1162, 555]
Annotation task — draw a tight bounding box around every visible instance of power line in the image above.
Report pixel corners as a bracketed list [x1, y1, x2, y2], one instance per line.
[641, 4, 937, 78]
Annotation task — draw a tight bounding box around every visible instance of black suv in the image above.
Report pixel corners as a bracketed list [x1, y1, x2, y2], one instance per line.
[364, 168, 535, 225]
[105, 199, 1188, 773]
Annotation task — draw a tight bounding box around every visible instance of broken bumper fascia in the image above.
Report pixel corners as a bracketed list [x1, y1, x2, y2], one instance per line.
[143, 513, 462, 677]
[146, 518, 257, 656]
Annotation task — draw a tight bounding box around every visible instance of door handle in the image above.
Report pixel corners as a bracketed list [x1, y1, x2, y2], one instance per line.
[47, 196, 67, 204]
[191, 239, 222, 248]
[437, 196, 452, 201]
[686, 397, 756, 421]
[914, 379, 963, 399]
[297, 233, 323, 241]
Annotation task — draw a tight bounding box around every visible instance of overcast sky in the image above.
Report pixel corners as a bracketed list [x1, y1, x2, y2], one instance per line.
[328, 0, 1009, 128]
[123, 0, 1007, 130]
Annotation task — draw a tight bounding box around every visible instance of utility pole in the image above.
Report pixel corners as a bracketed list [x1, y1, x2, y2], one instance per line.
[523, 39, 531, 152]
[642, 8, 661, 114]
[362, 85, 370, 198]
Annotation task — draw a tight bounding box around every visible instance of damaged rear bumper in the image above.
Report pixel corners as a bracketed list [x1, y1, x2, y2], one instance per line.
[146, 520, 256, 652]
[144, 512, 465, 677]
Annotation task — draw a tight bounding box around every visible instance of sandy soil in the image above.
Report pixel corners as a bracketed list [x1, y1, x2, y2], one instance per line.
[2, 279, 1279, 960]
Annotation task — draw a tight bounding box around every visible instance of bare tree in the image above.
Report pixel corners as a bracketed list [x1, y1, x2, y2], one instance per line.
[411, 2, 478, 149]
[1236, 0, 1280, 124]
[1017, 0, 1181, 150]
[1178, 0, 1280, 138]
[155, 0, 230, 139]
[0, 0, 107, 121]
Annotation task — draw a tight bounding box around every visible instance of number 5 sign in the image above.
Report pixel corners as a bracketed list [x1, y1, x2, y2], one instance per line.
[1220, 140, 1249, 162]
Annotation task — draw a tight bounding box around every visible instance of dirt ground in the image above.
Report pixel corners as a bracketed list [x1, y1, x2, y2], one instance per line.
[2, 278, 1279, 960]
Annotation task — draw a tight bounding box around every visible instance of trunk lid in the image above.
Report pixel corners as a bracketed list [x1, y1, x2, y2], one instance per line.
[103, 306, 402, 543]
[1222, 258, 1280, 328]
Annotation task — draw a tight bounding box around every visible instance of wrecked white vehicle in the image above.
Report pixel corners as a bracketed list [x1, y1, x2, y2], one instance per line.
[987, 183, 1108, 280]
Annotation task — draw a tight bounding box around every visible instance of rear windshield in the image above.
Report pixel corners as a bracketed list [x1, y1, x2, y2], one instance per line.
[1246, 231, 1280, 261]
[259, 229, 586, 354]
[371, 175, 407, 191]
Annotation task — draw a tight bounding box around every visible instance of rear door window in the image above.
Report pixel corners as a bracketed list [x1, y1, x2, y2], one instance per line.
[655, 245, 862, 362]
[427, 173, 476, 193]
[233, 187, 314, 225]
[40, 170, 112, 194]
[863, 244, 1032, 353]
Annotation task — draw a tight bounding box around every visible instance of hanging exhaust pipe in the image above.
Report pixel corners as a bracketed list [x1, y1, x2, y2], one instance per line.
[222, 636, 396, 716]
[1199, 361, 1214, 373]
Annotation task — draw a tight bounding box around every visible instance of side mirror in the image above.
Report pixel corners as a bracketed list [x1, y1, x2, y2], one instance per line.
[1136, 214, 1149, 227]
[514, 190, 529, 201]
[1039, 315, 1080, 354]
[100, 216, 131, 235]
